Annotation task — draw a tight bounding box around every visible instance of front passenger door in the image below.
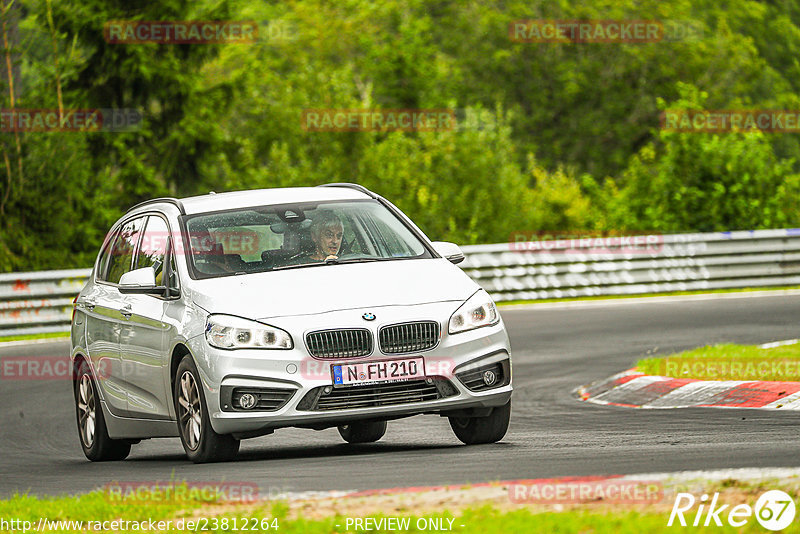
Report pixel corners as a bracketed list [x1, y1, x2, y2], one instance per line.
[120, 215, 176, 419]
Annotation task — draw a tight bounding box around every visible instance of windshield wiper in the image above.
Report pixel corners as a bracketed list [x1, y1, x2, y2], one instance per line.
[324, 256, 395, 265]
[271, 262, 327, 271]
[270, 256, 397, 271]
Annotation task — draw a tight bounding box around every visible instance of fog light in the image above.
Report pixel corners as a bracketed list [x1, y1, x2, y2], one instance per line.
[482, 369, 497, 386]
[425, 377, 434, 385]
[239, 393, 257, 409]
[323, 386, 333, 394]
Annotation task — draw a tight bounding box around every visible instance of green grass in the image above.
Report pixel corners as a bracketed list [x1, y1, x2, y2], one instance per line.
[498, 285, 800, 306]
[0, 494, 776, 533]
[636, 342, 800, 381]
[0, 331, 69, 343]
[0, 491, 195, 530]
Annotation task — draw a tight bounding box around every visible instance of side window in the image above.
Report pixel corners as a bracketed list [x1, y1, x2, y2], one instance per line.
[95, 230, 118, 281]
[105, 217, 145, 284]
[136, 216, 168, 281]
[137, 215, 180, 292]
[364, 214, 417, 257]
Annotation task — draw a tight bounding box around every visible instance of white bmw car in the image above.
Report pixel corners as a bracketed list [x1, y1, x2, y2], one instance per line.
[71, 183, 512, 463]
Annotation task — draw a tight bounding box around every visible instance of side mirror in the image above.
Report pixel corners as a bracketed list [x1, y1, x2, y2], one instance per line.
[431, 241, 465, 265]
[118, 267, 163, 294]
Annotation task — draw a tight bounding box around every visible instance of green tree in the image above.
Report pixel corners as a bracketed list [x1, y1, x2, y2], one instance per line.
[612, 86, 800, 231]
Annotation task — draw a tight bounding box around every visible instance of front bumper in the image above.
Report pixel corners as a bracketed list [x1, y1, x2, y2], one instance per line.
[186, 302, 512, 435]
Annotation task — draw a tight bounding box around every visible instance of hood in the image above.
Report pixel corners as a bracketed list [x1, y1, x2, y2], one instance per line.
[189, 258, 478, 320]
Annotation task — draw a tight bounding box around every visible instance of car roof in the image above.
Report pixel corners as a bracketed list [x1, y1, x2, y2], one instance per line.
[127, 186, 373, 216]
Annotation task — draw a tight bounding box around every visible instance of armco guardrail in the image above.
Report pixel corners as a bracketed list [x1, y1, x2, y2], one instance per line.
[0, 268, 91, 337]
[2, 229, 800, 336]
[461, 228, 800, 301]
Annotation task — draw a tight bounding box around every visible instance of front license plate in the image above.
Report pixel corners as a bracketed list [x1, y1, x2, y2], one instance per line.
[332, 357, 426, 386]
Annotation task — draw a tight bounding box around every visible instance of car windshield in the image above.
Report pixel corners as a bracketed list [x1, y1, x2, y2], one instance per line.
[183, 199, 431, 278]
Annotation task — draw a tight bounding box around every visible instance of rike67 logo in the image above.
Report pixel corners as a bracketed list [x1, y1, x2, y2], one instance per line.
[668, 490, 796, 530]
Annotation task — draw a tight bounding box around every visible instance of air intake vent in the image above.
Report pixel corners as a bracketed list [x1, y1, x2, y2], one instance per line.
[296, 377, 459, 411]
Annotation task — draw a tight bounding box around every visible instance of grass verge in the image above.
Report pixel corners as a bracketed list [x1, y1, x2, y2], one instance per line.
[636, 342, 800, 381]
[0, 331, 69, 343]
[0, 497, 692, 534]
[2, 477, 799, 533]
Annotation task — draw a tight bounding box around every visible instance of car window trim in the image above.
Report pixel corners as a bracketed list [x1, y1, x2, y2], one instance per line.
[130, 217, 146, 274]
[94, 227, 120, 282]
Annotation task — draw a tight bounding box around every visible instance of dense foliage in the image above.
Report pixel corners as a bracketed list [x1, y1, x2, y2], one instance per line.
[1, 0, 799, 270]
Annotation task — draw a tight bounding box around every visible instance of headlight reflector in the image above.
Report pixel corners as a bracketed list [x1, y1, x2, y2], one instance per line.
[205, 314, 293, 350]
[448, 290, 499, 334]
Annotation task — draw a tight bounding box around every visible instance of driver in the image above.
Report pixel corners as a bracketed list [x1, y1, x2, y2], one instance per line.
[307, 210, 344, 261]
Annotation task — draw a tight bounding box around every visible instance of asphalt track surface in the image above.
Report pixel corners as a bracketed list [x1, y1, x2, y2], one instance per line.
[2, 293, 800, 498]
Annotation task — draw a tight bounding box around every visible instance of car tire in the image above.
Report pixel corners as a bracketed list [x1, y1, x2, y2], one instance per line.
[75, 360, 131, 461]
[338, 420, 387, 443]
[449, 400, 511, 445]
[174, 355, 240, 463]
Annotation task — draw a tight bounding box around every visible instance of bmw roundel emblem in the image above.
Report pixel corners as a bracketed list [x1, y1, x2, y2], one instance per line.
[362, 312, 376, 321]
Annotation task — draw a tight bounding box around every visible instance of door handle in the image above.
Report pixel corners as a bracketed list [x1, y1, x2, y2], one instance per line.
[120, 305, 132, 319]
[81, 298, 96, 311]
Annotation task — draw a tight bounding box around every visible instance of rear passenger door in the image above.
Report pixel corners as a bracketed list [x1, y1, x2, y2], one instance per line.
[85, 216, 145, 416]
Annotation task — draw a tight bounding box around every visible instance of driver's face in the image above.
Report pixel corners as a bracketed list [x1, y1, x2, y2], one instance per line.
[314, 224, 343, 256]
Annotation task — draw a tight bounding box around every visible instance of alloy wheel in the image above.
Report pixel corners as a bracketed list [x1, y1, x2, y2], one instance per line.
[77, 374, 96, 448]
[178, 371, 202, 450]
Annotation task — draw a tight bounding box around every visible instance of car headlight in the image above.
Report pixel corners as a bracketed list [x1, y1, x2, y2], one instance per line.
[448, 290, 500, 334]
[205, 314, 293, 350]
